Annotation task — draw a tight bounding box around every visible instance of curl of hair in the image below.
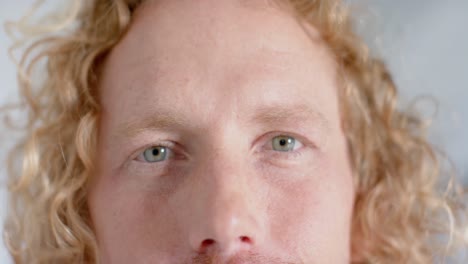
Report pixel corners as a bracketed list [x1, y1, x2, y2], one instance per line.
[2, 0, 466, 263]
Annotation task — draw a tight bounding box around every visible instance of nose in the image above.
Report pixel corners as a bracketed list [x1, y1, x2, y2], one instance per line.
[189, 196, 257, 256]
[186, 156, 264, 257]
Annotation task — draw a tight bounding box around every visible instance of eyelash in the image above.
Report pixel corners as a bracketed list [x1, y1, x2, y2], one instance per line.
[259, 132, 308, 159]
[133, 141, 177, 162]
[132, 132, 310, 164]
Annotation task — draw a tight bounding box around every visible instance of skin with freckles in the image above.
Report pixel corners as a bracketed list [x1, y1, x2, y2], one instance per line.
[88, 0, 355, 263]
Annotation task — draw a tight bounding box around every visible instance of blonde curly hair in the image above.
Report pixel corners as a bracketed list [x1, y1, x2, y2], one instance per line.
[2, 0, 466, 263]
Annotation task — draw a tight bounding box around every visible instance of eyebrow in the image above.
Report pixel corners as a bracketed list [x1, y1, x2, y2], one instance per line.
[120, 111, 192, 138]
[119, 104, 331, 138]
[249, 104, 331, 132]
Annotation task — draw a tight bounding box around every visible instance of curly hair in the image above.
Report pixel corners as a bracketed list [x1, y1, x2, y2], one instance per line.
[2, 0, 466, 263]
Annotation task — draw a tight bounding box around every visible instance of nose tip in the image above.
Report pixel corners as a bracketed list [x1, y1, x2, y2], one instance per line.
[188, 209, 259, 256]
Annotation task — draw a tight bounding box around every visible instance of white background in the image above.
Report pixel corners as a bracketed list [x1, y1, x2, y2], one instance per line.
[1, 1, 467, 263]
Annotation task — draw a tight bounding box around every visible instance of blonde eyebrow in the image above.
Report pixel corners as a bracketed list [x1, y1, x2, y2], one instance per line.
[250, 104, 331, 131]
[119, 104, 331, 138]
[119, 112, 191, 137]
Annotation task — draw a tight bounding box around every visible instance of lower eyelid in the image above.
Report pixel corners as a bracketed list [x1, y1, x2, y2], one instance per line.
[258, 145, 306, 161]
[124, 160, 170, 177]
[258, 150, 307, 168]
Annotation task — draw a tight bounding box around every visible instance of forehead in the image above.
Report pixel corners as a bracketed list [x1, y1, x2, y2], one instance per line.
[104, 0, 331, 73]
[99, 0, 340, 131]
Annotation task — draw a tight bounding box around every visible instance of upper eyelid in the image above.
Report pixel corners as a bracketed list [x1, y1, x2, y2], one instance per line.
[262, 132, 310, 146]
[254, 132, 312, 154]
[128, 131, 313, 159]
[274, 135, 303, 147]
[131, 141, 177, 161]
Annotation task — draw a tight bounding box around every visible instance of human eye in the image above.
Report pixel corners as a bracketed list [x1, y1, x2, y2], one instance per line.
[256, 133, 310, 163]
[271, 135, 303, 152]
[135, 145, 173, 163]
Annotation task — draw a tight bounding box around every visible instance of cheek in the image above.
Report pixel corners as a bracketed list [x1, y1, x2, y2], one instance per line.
[87, 170, 183, 260]
[266, 154, 354, 260]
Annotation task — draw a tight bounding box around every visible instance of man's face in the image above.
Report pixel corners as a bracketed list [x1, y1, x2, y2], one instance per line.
[88, 0, 355, 263]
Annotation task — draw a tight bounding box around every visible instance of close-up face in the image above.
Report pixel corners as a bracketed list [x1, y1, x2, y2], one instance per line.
[88, 0, 355, 263]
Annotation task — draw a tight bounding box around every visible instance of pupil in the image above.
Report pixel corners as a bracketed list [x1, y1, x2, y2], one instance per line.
[152, 148, 160, 156]
[280, 139, 287, 146]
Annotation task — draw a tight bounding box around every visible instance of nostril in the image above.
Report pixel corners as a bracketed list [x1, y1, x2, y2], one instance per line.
[201, 238, 215, 249]
[199, 236, 251, 252]
[240, 236, 251, 243]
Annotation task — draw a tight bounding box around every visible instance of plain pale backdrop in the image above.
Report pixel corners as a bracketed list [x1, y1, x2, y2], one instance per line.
[1, 1, 467, 263]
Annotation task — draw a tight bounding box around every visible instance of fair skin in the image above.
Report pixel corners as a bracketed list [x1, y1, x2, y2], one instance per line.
[88, 0, 355, 263]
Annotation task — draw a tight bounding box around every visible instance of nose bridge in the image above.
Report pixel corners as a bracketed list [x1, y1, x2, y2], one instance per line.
[186, 147, 264, 256]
